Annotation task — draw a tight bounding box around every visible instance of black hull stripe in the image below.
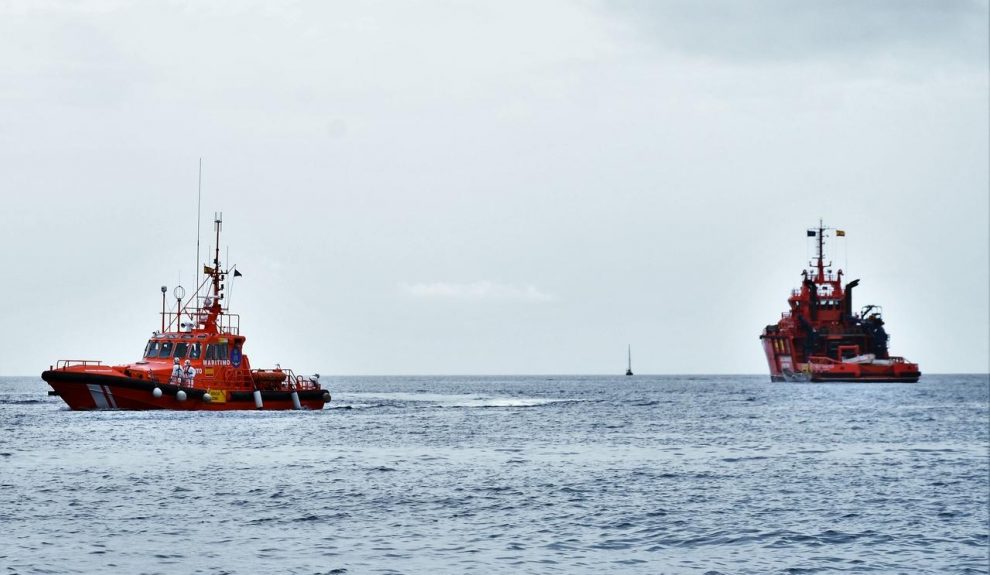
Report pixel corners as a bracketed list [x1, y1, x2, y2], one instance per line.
[41, 370, 329, 401]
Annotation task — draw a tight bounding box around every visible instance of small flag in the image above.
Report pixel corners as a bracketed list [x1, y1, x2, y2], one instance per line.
[203, 265, 215, 275]
[233, 269, 243, 278]
[836, 230, 846, 237]
[807, 230, 816, 237]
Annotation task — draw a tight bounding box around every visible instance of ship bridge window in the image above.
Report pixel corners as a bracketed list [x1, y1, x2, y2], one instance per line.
[144, 341, 159, 358]
[189, 342, 202, 360]
[174, 342, 189, 359]
[205, 343, 229, 361]
[157, 341, 174, 358]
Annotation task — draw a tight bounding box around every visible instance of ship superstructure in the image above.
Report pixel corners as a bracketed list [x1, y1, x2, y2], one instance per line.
[759, 222, 920, 383]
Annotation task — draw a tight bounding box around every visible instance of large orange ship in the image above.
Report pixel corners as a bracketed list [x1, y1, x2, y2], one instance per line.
[43, 215, 330, 410]
[760, 222, 921, 383]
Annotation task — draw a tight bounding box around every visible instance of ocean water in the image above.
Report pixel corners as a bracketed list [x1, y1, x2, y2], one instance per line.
[1, 374, 987, 574]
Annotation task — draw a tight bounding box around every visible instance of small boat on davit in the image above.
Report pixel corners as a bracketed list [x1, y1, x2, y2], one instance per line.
[759, 222, 921, 383]
[42, 215, 331, 410]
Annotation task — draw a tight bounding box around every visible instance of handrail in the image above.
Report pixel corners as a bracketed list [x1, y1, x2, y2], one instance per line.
[224, 367, 253, 389]
[247, 368, 321, 391]
[158, 310, 240, 335]
[56, 359, 103, 370]
[806, 271, 840, 282]
[219, 313, 240, 335]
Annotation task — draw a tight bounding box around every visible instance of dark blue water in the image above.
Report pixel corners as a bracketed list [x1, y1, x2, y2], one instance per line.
[1, 374, 987, 574]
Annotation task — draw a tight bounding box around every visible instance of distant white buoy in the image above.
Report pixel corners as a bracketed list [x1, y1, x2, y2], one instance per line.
[202, 393, 212, 403]
[290, 390, 302, 410]
[253, 389, 263, 410]
[152, 387, 163, 399]
[176, 390, 187, 402]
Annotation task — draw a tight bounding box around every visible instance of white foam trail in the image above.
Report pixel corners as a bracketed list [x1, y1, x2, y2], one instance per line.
[338, 392, 573, 408]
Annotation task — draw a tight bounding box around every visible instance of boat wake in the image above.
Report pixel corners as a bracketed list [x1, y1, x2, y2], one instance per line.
[338, 392, 575, 409]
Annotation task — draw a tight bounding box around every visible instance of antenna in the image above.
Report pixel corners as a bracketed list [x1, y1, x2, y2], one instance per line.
[212, 212, 223, 300]
[816, 218, 825, 282]
[196, 158, 202, 292]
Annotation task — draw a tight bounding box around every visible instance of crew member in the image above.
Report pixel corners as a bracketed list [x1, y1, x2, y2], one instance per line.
[182, 360, 196, 388]
[170, 357, 182, 385]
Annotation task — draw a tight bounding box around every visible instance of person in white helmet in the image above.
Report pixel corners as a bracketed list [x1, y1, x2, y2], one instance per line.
[170, 357, 182, 385]
[182, 360, 196, 388]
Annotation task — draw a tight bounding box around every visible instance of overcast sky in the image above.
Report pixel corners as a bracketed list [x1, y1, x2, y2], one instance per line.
[1, 0, 987, 376]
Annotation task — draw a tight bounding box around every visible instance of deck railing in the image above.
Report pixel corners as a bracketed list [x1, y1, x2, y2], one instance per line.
[162, 309, 240, 335]
[55, 360, 103, 370]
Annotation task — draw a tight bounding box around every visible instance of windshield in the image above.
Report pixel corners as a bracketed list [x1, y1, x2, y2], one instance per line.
[157, 341, 174, 358]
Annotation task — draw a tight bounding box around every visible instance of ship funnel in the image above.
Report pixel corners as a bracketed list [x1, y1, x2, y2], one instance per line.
[844, 279, 860, 318]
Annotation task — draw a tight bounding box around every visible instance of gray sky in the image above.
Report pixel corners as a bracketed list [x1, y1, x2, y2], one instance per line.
[1, 0, 987, 375]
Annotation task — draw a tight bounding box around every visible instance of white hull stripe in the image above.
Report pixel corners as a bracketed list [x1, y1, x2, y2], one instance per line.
[87, 384, 117, 409]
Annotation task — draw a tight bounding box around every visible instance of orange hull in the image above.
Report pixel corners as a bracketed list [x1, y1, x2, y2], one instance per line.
[43, 370, 328, 411]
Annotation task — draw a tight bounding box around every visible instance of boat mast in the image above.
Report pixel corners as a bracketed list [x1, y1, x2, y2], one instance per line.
[816, 218, 825, 282]
[196, 158, 202, 309]
[628, 345, 632, 371]
[213, 212, 222, 300]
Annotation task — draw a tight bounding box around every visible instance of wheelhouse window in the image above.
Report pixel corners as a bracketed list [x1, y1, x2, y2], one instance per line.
[205, 343, 229, 361]
[189, 343, 202, 359]
[144, 341, 159, 358]
[174, 342, 189, 359]
[158, 341, 174, 358]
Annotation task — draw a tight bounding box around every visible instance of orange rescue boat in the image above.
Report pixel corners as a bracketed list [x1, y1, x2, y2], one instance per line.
[42, 214, 331, 410]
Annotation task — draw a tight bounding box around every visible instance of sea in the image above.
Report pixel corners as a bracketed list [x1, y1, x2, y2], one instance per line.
[1, 374, 987, 574]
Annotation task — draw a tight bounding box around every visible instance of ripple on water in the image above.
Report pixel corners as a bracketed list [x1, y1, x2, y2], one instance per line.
[1, 374, 987, 574]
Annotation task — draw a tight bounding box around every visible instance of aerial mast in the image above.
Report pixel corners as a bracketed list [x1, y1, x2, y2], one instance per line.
[816, 218, 825, 282]
[196, 159, 202, 303]
[213, 212, 223, 300]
